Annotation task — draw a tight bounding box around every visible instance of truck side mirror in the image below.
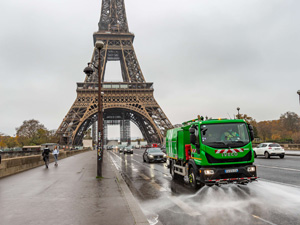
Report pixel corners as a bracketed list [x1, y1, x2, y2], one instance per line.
[248, 124, 255, 141]
[190, 134, 196, 145]
[189, 127, 196, 145]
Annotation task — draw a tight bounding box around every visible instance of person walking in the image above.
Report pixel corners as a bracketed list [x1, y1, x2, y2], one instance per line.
[52, 146, 59, 166]
[42, 145, 51, 169]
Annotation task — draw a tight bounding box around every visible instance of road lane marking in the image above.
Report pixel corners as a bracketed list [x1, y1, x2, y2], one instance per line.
[256, 164, 300, 172]
[140, 173, 151, 180]
[252, 215, 278, 225]
[151, 182, 167, 192]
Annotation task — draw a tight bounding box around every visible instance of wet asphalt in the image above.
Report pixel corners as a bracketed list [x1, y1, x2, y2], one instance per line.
[109, 149, 300, 225]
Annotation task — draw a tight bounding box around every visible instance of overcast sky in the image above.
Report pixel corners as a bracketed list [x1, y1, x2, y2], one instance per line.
[1, 0, 300, 137]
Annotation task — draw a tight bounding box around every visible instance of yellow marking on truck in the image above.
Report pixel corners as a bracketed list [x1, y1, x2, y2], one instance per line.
[167, 156, 177, 159]
[191, 157, 202, 160]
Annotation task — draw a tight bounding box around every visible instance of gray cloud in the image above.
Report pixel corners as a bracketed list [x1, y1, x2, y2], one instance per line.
[1, 0, 300, 136]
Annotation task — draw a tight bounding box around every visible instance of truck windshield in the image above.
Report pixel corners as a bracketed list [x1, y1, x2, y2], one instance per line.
[200, 123, 250, 148]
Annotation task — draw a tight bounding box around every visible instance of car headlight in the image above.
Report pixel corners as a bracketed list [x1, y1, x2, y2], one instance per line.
[149, 155, 154, 159]
[163, 154, 167, 158]
[204, 169, 214, 175]
[247, 166, 256, 172]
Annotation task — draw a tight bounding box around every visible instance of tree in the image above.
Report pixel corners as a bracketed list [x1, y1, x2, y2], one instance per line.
[16, 119, 47, 146]
[4, 136, 19, 148]
[256, 121, 273, 141]
[47, 130, 59, 143]
[279, 112, 300, 133]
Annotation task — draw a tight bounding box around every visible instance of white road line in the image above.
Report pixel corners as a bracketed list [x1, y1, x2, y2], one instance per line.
[256, 164, 300, 172]
[252, 215, 278, 225]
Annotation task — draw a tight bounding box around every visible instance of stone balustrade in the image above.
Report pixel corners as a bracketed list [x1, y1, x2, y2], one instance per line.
[0, 149, 91, 178]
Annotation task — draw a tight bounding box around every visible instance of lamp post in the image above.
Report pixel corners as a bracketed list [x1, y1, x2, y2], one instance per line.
[95, 40, 105, 177]
[84, 40, 104, 177]
[297, 90, 300, 104]
[237, 107, 240, 119]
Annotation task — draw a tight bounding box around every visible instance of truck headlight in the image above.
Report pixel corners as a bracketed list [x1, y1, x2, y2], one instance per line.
[204, 170, 214, 175]
[247, 166, 256, 172]
[149, 155, 154, 159]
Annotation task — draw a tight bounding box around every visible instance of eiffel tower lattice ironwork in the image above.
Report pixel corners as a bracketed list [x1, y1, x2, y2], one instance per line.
[56, 0, 173, 146]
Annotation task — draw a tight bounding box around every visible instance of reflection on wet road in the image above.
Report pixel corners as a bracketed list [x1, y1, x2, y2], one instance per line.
[108, 149, 300, 225]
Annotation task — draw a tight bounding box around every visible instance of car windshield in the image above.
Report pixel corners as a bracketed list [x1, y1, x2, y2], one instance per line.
[269, 144, 280, 147]
[148, 148, 163, 153]
[201, 123, 250, 148]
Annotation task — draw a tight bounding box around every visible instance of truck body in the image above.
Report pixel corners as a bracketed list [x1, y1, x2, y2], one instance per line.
[166, 117, 257, 188]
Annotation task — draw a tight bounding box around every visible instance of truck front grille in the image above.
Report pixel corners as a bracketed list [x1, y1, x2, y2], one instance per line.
[206, 151, 252, 164]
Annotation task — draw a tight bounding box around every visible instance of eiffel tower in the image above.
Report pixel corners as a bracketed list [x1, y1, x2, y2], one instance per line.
[57, 0, 173, 146]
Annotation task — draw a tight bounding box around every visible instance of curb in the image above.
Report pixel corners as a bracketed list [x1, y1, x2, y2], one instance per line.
[106, 150, 150, 225]
[285, 153, 300, 156]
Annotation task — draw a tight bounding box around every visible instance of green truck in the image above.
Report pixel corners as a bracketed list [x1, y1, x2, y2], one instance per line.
[166, 116, 258, 189]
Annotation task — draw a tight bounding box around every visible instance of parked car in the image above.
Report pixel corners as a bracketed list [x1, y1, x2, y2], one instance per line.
[253, 143, 285, 159]
[123, 146, 133, 154]
[143, 148, 166, 163]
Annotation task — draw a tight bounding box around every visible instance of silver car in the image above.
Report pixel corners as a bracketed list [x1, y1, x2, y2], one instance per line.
[143, 148, 166, 163]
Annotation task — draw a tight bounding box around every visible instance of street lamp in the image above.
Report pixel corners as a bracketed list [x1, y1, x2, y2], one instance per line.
[84, 40, 105, 177]
[297, 90, 300, 104]
[237, 107, 240, 119]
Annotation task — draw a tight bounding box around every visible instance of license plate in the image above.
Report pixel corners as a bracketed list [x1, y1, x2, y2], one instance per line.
[225, 169, 238, 173]
[275, 148, 281, 150]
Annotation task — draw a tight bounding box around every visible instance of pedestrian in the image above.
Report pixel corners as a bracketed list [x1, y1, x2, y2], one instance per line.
[42, 145, 51, 169]
[52, 146, 59, 166]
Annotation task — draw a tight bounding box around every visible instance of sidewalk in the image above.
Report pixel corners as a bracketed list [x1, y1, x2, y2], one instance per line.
[0, 150, 149, 225]
[285, 150, 300, 156]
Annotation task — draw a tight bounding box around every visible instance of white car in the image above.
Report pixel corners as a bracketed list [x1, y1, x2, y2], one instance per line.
[253, 143, 285, 159]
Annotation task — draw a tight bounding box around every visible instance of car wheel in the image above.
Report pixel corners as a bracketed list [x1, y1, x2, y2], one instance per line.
[264, 151, 270, 159]
[254, 151, 257, 158]
[280, 154, 285, 159]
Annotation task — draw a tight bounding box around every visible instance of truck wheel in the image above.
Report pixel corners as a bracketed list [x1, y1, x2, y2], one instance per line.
[188, 167, 199, 190]
[264, 151, 270, 159]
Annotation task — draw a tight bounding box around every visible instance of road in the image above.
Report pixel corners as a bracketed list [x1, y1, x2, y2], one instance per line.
[108, 149, 300, 225]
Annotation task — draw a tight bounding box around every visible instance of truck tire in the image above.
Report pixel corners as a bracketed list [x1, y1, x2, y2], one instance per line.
[188, 167, 199, 190]
[264, 151, 270, 159]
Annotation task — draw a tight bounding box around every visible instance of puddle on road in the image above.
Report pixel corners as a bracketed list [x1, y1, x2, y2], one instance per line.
[141, 181, 300, 225]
